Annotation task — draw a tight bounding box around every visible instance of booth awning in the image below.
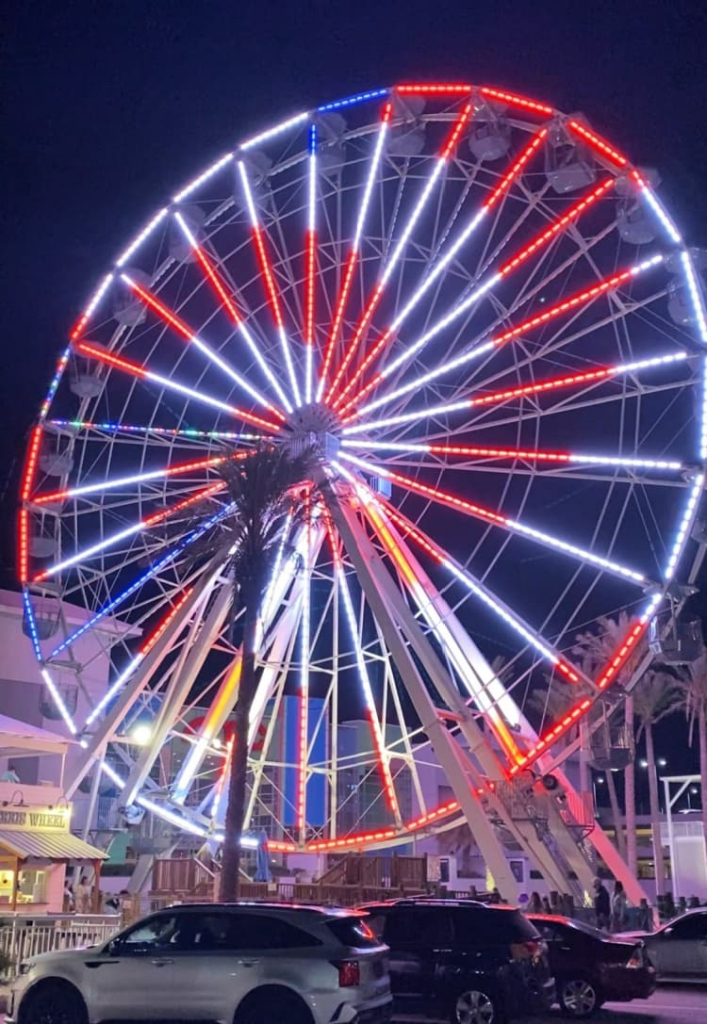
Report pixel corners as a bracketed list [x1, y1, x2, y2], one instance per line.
[0, 830, 108, 862]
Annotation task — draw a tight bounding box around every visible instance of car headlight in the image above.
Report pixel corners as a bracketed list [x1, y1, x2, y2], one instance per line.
[18, 961, 35, 976]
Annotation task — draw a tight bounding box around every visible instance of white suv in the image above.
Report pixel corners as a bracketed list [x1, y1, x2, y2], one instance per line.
[8, 902, 392, 1024]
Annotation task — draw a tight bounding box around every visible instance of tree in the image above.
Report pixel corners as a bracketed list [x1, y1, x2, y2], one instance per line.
[676, 648, 707, 857]
[194, 444, 315, 900]
[633, 670, 683, 896]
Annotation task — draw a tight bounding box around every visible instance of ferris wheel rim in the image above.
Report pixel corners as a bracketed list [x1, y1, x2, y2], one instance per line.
[19, 81, 707, 853]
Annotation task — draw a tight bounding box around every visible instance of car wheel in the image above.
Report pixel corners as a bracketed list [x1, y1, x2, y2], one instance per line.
[451, 986, 502, 1024]
[20, 982, 88, 1024]
[235, 986, 313, 1024]
[558, 977, 600, 1018]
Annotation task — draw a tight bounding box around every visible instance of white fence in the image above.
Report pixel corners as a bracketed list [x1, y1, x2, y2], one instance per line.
[0, 914, 120, 980]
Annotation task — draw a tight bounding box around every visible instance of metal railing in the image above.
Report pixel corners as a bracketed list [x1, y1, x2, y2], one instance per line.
[0, 914, 121, 981]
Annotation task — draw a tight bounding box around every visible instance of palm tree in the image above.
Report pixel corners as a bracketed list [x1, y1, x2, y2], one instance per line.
[633, 670, 683, 896]
[194, 444, 316, 900]
[676, 648, 707, 857]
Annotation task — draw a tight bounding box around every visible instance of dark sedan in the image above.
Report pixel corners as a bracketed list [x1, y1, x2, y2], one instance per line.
[617, 908, 707, 982]
[528, 913, 655, 1018]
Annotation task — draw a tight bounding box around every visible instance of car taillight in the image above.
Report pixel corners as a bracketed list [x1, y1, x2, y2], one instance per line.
[626, 945, 644, 968]
[332, 960, 360, 987]
[511, 939, 543, 961]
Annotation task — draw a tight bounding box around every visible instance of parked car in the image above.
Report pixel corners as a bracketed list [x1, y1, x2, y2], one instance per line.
[360, 898, 555, 1024]
[8, 901, 392, 1024]
[528, 913, 656, 1017]
[617, 908, 707, 982]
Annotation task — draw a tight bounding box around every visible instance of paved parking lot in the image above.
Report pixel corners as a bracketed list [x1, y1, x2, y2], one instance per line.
[391, 985, 707, 1024]
[2, 983, 705, 1023]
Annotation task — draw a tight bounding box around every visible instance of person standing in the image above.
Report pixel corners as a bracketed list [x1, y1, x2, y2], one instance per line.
[75, 875, 90, 914]
[593, 877, 610, 930]
[528, 892, 543, 914]
[611, 880, 628, 932]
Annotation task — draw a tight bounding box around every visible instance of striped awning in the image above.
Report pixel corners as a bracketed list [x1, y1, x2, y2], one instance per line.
[0, 830, 107, 862]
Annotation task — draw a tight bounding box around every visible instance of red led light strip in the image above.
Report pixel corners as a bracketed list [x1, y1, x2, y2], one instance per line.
[252, 226, 285, 329]
[73, 341, 280, 433]
[396, 84, 472, 94]
[479, 86, 553, 116]
[491, 268, 633, 348]
[305, 228, 316, 348]
[327, 104, 473, 406]
[483, 129, 548, 211]
[568, 120, 628, 168]
[34, 455, 231, 506]
[141, 587, 195, 656]
[498, 178, 615, 275]
[509, 618, 648, 775]
[267, 799, 463, 853]
[191, 245, 245, 327]
[400, 443, 572, 461]
[18, 425, 43, 584]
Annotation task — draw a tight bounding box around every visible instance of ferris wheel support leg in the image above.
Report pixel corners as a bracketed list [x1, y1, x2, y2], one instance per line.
[65, 573, 217, 799]
[383, 513, 649, 903]
[361, 523, 581, 895]
[122, 579, 235, 806]
[329, 495, 523, 901]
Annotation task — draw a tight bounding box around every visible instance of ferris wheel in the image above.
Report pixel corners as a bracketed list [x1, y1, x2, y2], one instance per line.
[20, 82, 707, 899]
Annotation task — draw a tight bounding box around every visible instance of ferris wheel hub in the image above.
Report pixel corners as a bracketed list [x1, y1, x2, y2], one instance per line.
[282, 402, 341, 460]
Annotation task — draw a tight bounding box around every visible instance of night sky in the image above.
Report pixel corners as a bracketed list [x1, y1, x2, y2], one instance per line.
[3, 0, 707, 778]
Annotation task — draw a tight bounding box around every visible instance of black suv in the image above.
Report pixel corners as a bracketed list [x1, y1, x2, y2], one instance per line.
[360, 899, 555, 1024]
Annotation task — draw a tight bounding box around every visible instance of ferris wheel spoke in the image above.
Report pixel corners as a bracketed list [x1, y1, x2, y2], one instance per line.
[32, 453, 237, 506]
[335, 128, 550, 412]
[47, 420, 265, 444]
[84, 586, 196, 728]
[47, 500, 236, 659]
[324, 512, 401, 822]
[119, 273, 283, 418]
[316, 103, 393, 402]
[368, 494, 586, 686]
[343, 350, 688, 434]
[338, 453, 649, 586]
[326, 102, 473, 405]
[343, 439, 686, 476]
[303, 125, 318, 404]
[173, 213, 294, 413]
[340, 179, 621, 416]
[73, 340, 282, 433]
[237, 161, 302, 406]
[347, 255, 665, 421]
[34, 482, 224, 581]
[297, 505, 313, 834]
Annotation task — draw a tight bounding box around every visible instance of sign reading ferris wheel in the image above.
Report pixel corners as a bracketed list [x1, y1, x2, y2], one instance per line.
[20, 82, 707, 900]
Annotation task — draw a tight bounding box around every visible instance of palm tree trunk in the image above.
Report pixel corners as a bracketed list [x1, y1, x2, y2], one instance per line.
[645, 724, 665, 896]
[625, 695, 637, 876]
[606, 771, 627, 858]
[219, 600, 259, 901]
[700, 712, 707, 862]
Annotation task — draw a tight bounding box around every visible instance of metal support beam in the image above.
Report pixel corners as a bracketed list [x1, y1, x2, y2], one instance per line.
[328, 488, 523, 900]
[65, 563, 222, 798]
